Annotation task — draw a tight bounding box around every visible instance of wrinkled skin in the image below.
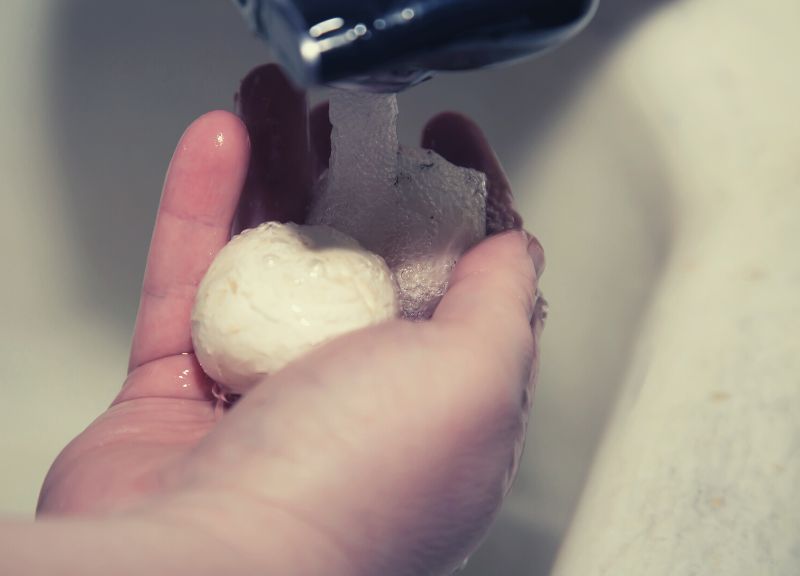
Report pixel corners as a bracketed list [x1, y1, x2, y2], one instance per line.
[38, 65, 545, 576]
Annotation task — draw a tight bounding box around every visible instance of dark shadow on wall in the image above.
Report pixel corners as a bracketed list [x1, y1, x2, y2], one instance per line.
[47, 1, 671, 575]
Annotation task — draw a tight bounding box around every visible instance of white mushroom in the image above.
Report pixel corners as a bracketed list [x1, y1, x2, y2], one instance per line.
[191, 222, 398, 394]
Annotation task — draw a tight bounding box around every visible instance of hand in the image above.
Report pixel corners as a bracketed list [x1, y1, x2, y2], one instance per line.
[37, 65, 546, 576]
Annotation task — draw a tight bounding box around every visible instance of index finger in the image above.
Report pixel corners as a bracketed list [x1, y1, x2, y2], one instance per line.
[128, 111, 250, 372]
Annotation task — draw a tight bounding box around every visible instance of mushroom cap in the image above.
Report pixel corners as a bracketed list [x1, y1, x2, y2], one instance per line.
[191, 222, 398, 394]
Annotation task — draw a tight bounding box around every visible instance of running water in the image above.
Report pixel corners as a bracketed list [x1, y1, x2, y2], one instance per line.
[309, 90, 487, 319]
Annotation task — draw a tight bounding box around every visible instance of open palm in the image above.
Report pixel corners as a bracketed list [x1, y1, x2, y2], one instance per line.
[37, 65, 544, 576]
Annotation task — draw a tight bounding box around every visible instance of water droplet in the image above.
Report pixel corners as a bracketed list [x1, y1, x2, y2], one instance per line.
[177, 368, 191, 388]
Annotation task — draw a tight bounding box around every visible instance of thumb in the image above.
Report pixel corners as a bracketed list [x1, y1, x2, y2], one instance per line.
[435, 230, 544, 344]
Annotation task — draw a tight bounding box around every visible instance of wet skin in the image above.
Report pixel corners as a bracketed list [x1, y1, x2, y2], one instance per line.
[38, 64, 545, 576]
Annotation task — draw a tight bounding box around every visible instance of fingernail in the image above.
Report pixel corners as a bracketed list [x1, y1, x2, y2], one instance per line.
[526, 233, 546, 277]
